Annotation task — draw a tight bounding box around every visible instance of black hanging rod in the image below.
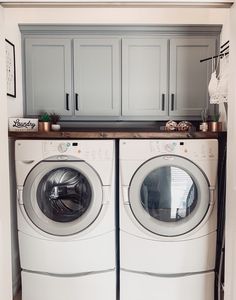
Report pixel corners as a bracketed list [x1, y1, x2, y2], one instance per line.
[220, 40, 229, 49]
[200, 52, 229, 63]
[200, 40, 229, 63]
[220, 45, 229, 53]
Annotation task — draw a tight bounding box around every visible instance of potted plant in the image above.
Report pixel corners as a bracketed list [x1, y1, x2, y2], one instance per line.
[50, 113, 61, 131]
[38, 112, 51, 132]
[209, 113, 222, 132]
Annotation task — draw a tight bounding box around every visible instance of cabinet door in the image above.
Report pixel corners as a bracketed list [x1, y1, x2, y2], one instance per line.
[169, 38, 216, 117]
[122, 38, 168, 117]
[74, 38, 121, 116]
[25, 38, 72, 116]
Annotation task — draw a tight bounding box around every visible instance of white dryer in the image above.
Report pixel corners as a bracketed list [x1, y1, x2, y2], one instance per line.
[15, 140, 116, 300]
[119, 139, 218, 300]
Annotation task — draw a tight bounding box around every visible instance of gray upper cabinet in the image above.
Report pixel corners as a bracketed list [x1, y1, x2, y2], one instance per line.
[22, 26, 220, 120]
[169, 38, 216, 117]
[25, 38, 72, 116]
[122, 38, 168, 117]
[74, 38, 121, 116]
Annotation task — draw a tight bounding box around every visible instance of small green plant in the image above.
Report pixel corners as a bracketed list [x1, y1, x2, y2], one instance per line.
[201, 109, 208, 122]
[39, 112, 51, 122]
[50, 113, 61, 124]
[212, 113, 220, 122]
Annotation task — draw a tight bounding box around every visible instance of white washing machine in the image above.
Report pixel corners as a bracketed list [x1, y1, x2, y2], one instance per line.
[119, 139, 218, 300]
[15, 140, 116, 300]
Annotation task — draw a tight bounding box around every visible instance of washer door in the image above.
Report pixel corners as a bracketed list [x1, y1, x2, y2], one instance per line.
[23, 161, 103, 236]
[129, 155, 210, 237]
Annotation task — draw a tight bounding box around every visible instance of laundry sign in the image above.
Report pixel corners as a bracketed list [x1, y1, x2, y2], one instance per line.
[9, 118, 38, 132]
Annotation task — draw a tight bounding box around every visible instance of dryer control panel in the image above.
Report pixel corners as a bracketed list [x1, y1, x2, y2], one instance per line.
[120, 139, 218, 161]
[149, 140, 218, 160]
[119, 139, 218, 189]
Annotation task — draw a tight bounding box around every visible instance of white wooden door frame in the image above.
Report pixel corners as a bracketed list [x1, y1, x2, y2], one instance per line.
[0, 4, 13, 300]
[225, 3, 236, 300]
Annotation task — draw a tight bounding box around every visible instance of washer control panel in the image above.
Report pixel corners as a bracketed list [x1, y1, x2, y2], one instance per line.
[43, 140, 112, 160]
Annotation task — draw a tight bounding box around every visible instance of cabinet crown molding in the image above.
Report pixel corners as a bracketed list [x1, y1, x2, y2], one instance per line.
[19, 24, 222, 36]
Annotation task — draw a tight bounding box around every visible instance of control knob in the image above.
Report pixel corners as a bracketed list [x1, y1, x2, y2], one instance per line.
[58, 142, 67, 153]
[165, 143, 176, 152]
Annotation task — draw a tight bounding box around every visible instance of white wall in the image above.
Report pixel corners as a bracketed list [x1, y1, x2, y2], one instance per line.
[225, 3, 236, 300]
[4, 6, 230, 117]
[0, 5, 13, 300]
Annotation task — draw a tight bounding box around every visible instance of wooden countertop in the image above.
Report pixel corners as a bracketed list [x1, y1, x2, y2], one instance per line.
[8, 129, 226, 139]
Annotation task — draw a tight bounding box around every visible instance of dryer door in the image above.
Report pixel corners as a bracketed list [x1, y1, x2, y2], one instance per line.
[129, 155, 211, 237]
[23, 161, 103, 236]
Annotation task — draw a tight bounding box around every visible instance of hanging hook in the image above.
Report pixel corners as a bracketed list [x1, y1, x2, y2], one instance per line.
[215, 55, 220, 75]
[211, 57, 214, 73]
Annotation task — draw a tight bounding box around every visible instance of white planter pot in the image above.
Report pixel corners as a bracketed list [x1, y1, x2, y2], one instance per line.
[51, 124, 61, 131]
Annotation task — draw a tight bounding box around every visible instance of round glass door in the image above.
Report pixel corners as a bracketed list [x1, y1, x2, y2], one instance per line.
[23, 161, 103, 236]
[129, 156, 210, 236]
[37, 167, 92, 223]
[140, 166, 198, 223]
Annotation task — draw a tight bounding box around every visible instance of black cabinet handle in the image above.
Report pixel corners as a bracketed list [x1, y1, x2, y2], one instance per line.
[75, 93, 79, 111]
[66, 93, 69, 111]
[171, 94, 175, 111]
[162, 94, 165, 111]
